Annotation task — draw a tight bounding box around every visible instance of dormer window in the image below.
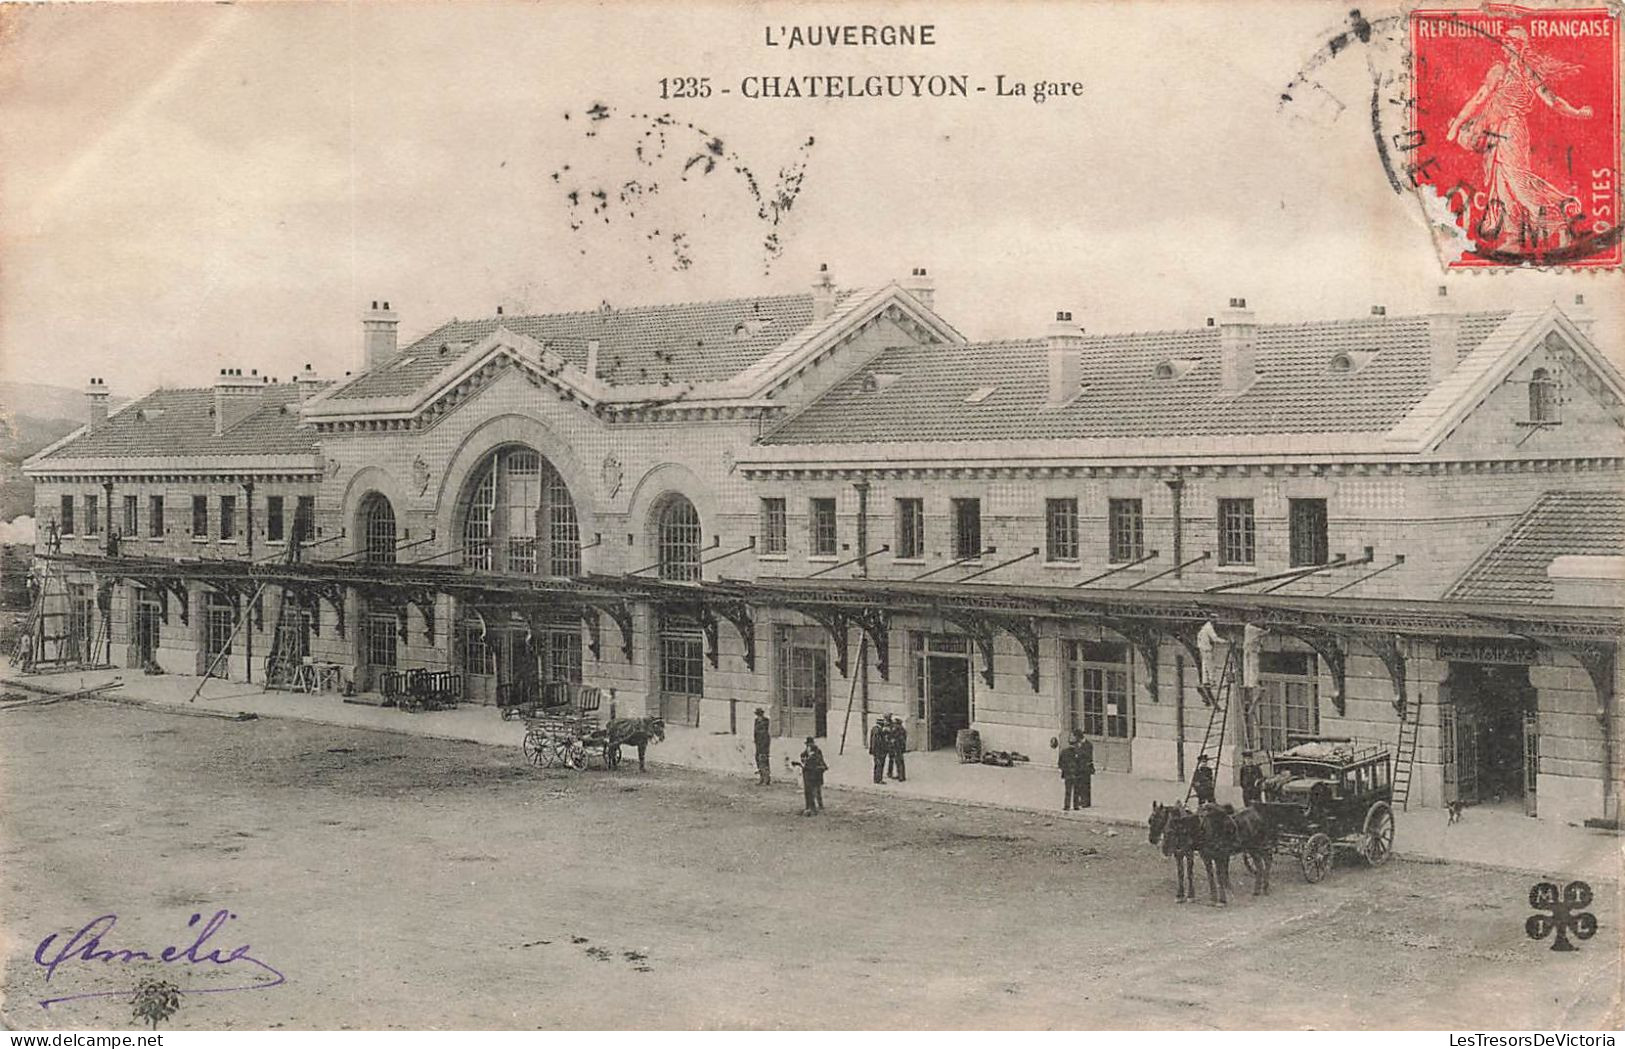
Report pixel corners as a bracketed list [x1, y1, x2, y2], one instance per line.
[1529, 367, 1560, 424]
[964, 386, 996, 404]
[1153, 359, 1196, 381]
[1328, 350, 1376, 374]
[860, 371, 900, 392]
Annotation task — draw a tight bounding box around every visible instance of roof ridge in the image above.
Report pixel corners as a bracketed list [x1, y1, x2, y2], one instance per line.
[442, 289, 822, 328]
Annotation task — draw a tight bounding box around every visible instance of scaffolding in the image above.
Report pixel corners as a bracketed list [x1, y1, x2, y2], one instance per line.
[10, 522, 112, 673]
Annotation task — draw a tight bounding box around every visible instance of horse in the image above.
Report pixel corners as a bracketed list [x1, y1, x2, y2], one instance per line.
[604, 716, 665, 771]
[1195, 803, 1275, 904]
[1148, 801, 1202, 904]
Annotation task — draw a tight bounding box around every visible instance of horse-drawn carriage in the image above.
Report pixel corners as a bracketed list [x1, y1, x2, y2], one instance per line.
[1251, 737, 1396, 883]
[509, 682, 666, 772]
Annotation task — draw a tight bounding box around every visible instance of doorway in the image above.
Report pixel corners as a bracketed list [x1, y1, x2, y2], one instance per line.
[203, 591, 236, 678]
[911, 633, 973, 750]
[777, 627, 830, 739]
[133, 588, 161, 666]
[1445, 661, 1537, 812]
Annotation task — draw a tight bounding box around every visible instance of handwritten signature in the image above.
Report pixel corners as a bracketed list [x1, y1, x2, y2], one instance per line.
[33, 910, 285, 1009]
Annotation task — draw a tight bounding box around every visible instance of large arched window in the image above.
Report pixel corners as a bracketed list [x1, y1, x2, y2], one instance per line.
[657, 495, 702, 581]
[1529, 367, 1560, 424]
[362, 494, 397, 564]
[460, 446, 581, 575]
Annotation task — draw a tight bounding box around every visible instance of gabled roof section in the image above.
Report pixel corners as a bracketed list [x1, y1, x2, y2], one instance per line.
[1385, 307, 1625, 452]
[1447, 490, 1625, 604]
[24, 383, 325, 471]
[759, 308, 1513, 452]
[304, 283, 963, 420]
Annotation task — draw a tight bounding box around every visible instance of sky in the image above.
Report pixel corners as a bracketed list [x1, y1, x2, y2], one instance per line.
[0, 0, 1618, 399]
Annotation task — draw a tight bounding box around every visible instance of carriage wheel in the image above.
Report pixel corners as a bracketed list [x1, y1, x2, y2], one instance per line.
[1361, 802, 1395, 867]
[522, 732, 545, 767]
[565, 739, 588, 771]
[1301, 833, 1333, 883]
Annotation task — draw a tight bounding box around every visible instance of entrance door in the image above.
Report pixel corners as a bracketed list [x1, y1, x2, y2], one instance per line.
[1441, 704, 1459, 804]
[1448, 661, 1535, 807]
[927, 654, 971, 750]
[204, 592, 236, 678]
[1064, 639, 1134, 772]
[134, 591, 161, 665]
[778, 629, 830, 739]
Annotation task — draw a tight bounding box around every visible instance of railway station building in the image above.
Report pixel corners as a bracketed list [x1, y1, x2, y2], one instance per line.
[22, 268, 1624, 829]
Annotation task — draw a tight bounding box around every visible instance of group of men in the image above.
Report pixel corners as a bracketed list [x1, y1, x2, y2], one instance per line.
[753, 707, 828, 816]
[1190, 750, 1269, 807]
[1057, 730, 1095, 809]
[867, 714, 908, 784]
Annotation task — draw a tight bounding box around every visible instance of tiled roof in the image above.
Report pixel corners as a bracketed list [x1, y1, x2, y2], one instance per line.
[762, 311, 1513, 444]
[34, 383, 323, 461]
[328, 292, 839, 401]
[1447, 490, 1625, 604]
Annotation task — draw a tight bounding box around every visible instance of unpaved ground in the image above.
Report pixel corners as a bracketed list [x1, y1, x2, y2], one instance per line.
[0, 701, 1618, 1030]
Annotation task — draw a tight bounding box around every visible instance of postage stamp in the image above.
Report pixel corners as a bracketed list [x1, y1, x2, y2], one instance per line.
[1409, 4, 1622, 268]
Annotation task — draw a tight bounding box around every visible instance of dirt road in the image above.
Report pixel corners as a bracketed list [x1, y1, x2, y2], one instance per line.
[1, 701, 1617, 1029]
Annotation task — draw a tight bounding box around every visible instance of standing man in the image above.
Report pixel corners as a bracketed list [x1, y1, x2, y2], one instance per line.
[1058, 730, 1086, 810]
[1239, 750, 1264, 807]
[1191, 753, 1217, 806]
[886, 715, 908, 782]
[753, 707, 772, 786]
[795, 737, 828, 815]
[868, 715, 888, 784]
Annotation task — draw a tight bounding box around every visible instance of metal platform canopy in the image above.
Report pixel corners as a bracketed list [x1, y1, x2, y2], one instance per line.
[37, 550, 1619, 717]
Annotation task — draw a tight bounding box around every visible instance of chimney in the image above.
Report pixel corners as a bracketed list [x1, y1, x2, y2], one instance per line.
[295, 363, 324, 405]
[85, 377, 109, 433]
[213, 367, 263, 436]
[1218, 297, 1257, 397]
[1428, 285, 1460, 385]
[585, 338, 601, 378]
[812, 263, 836, 321]
[902, 266, 935, 310]
[1567, 292, 1595, 337]
[363, 299, 399, 369]
[1046, 310, 1085, 405]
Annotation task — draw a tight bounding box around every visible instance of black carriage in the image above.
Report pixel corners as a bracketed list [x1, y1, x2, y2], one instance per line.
[1252, 737, 1397, 883]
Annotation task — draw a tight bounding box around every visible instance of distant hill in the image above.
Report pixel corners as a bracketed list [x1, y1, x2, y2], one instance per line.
[0, 380, 130, 521]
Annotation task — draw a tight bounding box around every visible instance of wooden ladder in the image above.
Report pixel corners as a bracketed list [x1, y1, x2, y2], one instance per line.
[1392, 694, 1422, 810]
[1185, 645, 1239, 804]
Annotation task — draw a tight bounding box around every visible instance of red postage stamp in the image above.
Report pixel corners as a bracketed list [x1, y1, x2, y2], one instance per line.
[1410, 4, 1621, 268]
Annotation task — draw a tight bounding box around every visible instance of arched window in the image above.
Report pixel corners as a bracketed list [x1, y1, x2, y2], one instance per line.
[657, 496, 702, 581]
[362, 494, 397, 564]
[1529, 367, 1559, 424]
[459, 446, 581, 575]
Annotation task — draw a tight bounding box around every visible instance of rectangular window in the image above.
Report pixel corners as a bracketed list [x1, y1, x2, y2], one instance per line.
[192, 495, 208, 538]
[149, 495, 164, 538]
[659, 627, 705, 697]
[461, 619, 497, 677]
[1045, 498, 1079, 562]
[1108, 498, 1144, 563]
[507, 451, 541, 573]
[365, 613, 398, 669]
[1217, 498, 1255, 566]
[759, 498, 787, 555]
[1289, 498, 1329, 567]
[84, 494, 99, 535]
[219, 495, 236, 540]
[1066, 639, 1132, 739]
[1255, 651, 1319, 751]
[123, 495, 139, 537]
[896, 498, 925, 560]
[266, 496, 285, 543]
[60, 494, 75, 535]
[294, 496, 315, 543]
[809, 497, 838, 558]
[546, 627, 583, 684]
[951, 498, 982, 560]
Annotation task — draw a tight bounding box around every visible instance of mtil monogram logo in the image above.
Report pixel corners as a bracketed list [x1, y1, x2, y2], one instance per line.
[1526, 880, 1598, 952]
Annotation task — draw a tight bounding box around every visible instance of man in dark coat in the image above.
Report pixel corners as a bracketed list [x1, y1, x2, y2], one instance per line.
[753, 707, 772, 786]
[1239, 750, 1264, 807]
[867, 717, 888, 784]
[795, 737, 828, 815]
[885, 716, 908, 782]
[1191, 753, 1217, 805]
[1059, 730, 1095, 809]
